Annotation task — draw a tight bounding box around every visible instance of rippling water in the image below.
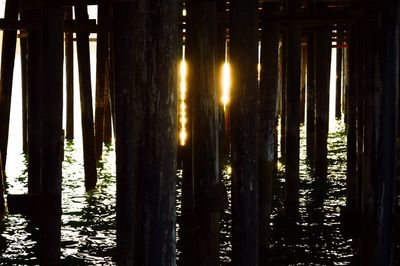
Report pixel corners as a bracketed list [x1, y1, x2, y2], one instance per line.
[0, 120, 398, 265]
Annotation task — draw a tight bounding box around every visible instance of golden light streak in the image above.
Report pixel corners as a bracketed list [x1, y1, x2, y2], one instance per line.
[221, 61, 231, 111]
[179, 46, 188, 146]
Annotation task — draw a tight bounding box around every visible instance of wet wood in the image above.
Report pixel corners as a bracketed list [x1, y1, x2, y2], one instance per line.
[285, 24, 301, 212]
[75, 5, 97, 190]
[0, 153, 5, 212]
[113, 3, 135, 264]
[187, 1, 220, 265]
[94, 5, 109, 161]
[306, 31, 316, 163]
[65, 7, 74, 140]
[230, 0, 259, 264]
[314, 28, 331, 179]
[0, 0, 19, 173]
[259, 19, 279, 263]
[133, 1, 178, 265]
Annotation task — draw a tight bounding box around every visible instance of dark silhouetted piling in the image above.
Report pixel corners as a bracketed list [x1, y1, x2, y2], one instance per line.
[113, 3, 135, 264]
[0, 153, 5, 212]
[20, 30, 28, 154]
[280, 34, 287, 160]
[335, 40, 343, 120]
[75, 5, 97, 190]
[230, 0, 259, 264]
[315, 28, 331, 179]
[103, 64, 112, 145]
[187, 1, 220, 265]
[306, 31, 316, 163]
[65, 7, 74, 140]
[0, 0, 19, 172]
[285, 24, 301, 212]
[259, 18, 279, 263]
[26, 8, 43, 195]
[39, 6, 64, 265]
[299, 41, 306, 124]
[94, 5, 109, 161]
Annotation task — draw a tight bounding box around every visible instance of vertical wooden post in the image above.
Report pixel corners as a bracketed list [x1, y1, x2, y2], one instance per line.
[230, 0, 259, 264]
[133, 1, 178, 265]
[65, 7, 74, 140]
[335, 34, 343, 120]
[113, 3, 135, 264]
[258, 17, 279, 263]
[94, 5, 109, 161]
[39, 6, 64, 265]
[306, 31, 316, 163]
[314, 28, 331, 179]
[0, 0, 19, 172]
[0, 153, 5, 212]
[187, 1, 220, 265]
[299, 40, 306, 124]
[103, 65, 112, 145]
[27, 8, 43, 195]
[75, 5, 97, 190]
[346, 27, 359, 216]
[285, 24, 301, 211]
[280, 34, 287, 160]
[20, 29, 29, 154]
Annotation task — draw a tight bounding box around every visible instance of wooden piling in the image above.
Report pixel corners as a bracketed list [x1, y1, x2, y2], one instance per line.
[306, 31, 316, 163]
[103, 64, 112, 145]
[345, 27, 359, 216]
[133, 1, 178, 265]
[230, 0, 259, 264]
[94, 5, 109, 161]
[0, 0, 19, 172]
[0, 153, 5, 212]
[20, 29, 29, 154]
[335, 38, 343, 120]
[39, 6, 64, 265]
[75, 5, 97, 190]
[280, 34, 287, 160]
[285, 24, 301, 212]
[26, 8, 44, 195]
[113, 3, 135, 265]
[65, 7, 74, 140]
[314, 28, 331, 179]
[187, 1, 220, 264]
[258, 18, 279, 263]
[299, 40, 306, 124]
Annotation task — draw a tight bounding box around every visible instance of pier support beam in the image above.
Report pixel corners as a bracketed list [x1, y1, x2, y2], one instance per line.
[65, 7, 74, 140]
[230, 0, 259, 264]
[0, 0, 19, 173]
[306, 31, 316, 163]
[285, 24, 301, 211]
[39, 7, 64, 265]
[335, 38, 343, 120]
[315, 28, 331, 179]
[75, 5, 97, 190]
[258, 19, 279, 263]
[187, 1, 220, 265]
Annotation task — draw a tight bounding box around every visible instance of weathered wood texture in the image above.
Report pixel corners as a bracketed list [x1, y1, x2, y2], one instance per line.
[335, 43, 343, 120]
[75, 5, 97, 190]
[306, 31, 316, 163]
[133, 1, 178, 265]
[285, 24, 301, 211]
[187, 1, 220, 265]
[315, 28, 331, 179]
[299, 42, 306, 124]
[65, 7, 74, 140]
[280, 34, 287, 160]
[258, 19, 279, 263]
[230, 0, 259, 264]
[360, 1, 399, 264]
[0, 0, 19, 173]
